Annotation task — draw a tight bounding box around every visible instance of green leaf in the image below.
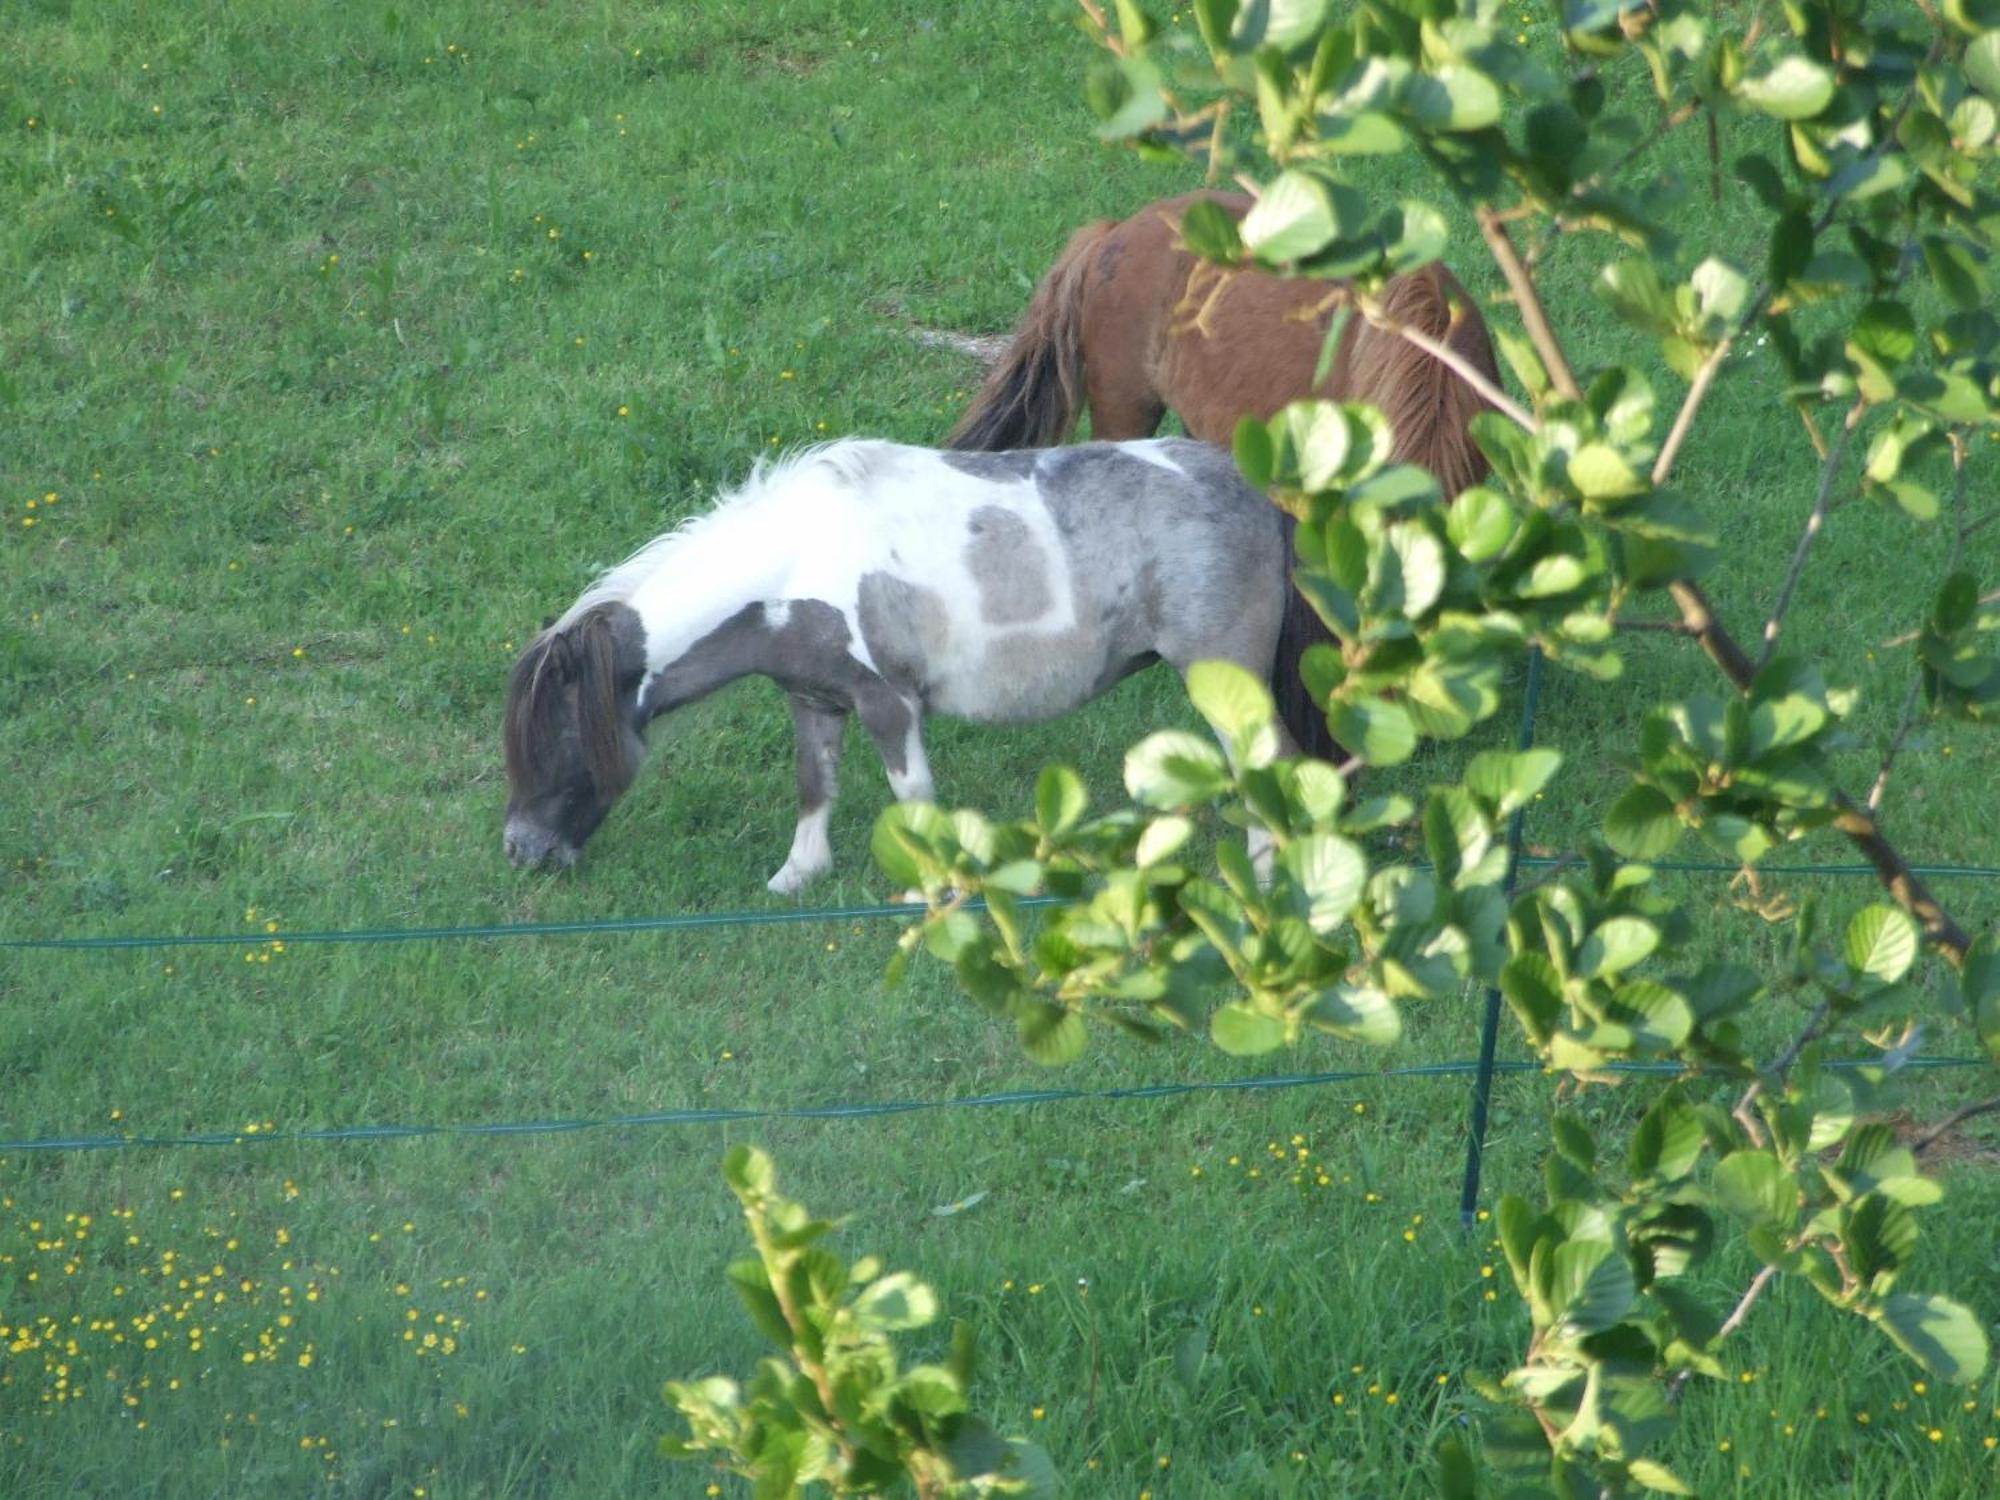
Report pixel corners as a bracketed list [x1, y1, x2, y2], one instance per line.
[1212, 1001, 1287, 1055]
[1447, 487, 1516, 561]
[1852, 300, 1918, 368]
[1501, 953, 1563, 1045]
[723, 1145, 775, 1200]
[1017, 1002, 1089, 1065]
[1598, 258, 1675, 334]
[853, 1271, 939, 1333]
[1464, 748, 1562, 816]
[1234, 414, 1276, 489]
[1423, 787, 1492, 886]
[1569, 442, 1646, 501]
[892, 1363, 968, 1418]
[1689, 257, 1749, 331]
[1304, 983, 1401, 1045]
[1280, 399, 1353, 491]
[1088, 53, 1168, 139]
[1279, 833, 1367, 931]
[1844, 905, 1920, 984]
[1627, 1458, 1696, 1495]
[1606, 783, 1683, 859]
[1967, 31, 2000, 99]
[1186, 659, 1279, 767]
[1712, 1150, 1796, 1228]
[1405, 64, 1503, 131]
[1124, 730, 1233, 808]
[1934, 571, 1979, 634]
[1233, 0, 1327, 50]
[1436, 1431, 1478, 1500]
[1179, 197, 1243, 262]
[1739, 55, 1835, 120]
[1876, 1293, 1991, 1383]
[1035, 765, 1087, 837]
[1629, 1089, 1704, 1183]
[1135, 814, 1194, 867]
[1577, 915, 1660, 978]
[1550, 1238, 1635, 1333]
[1193, 0, 1239, 55]
[1241, 169, 1339, 263]
[1328, 697, 1417, 766]
[723, 1260, 792, 1346]
[1387, 523, 1447, 618]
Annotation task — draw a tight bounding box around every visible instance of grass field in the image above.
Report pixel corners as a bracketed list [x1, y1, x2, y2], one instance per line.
[4, 1, 1998, 1495]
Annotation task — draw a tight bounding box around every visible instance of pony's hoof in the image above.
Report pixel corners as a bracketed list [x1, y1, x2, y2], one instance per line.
[767, 862, 828, 896]
[895, 885, 960, 907]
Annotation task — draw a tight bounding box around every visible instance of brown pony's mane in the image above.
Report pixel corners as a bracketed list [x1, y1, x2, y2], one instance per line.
[1331, 262, 1497, 497]
[502, 606, 638, 805]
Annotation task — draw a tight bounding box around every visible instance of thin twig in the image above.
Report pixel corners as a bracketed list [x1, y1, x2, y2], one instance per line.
[1668, 1264, 1782, 1400]
[1767, 1000, 1834, 1080]
[1756, 399, 1866, 674]
[1867, 671, 1927, 812]
[1882, 587, 2000, 649]
[1651, 341, 1733, 488]
[1912, 1096, 2000, 1155]
[1613, 617, 1701, 636]
[1476, 206, 1581, 401]
[1734, 999, 1834, 1148]
[1347, 289, 1534, 429]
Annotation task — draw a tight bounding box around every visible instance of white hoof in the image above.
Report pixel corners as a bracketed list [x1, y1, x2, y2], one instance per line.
[768, 860, 828, 895]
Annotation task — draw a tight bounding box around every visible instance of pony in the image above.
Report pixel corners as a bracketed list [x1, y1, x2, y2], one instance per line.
[947, 190, 1502, 759]
[502, 437, 1297, 892]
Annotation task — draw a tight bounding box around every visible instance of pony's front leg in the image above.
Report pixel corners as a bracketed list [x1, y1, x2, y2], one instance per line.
[855, 686, 939, 903]
[768, 696, 846, 895]
[857, 687, 934, 805]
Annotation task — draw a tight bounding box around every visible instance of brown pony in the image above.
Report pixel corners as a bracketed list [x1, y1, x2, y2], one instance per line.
[947, 190, 1501, 759]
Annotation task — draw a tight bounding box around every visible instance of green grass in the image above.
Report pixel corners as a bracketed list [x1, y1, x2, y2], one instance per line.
[3, 1, 1998, 1495]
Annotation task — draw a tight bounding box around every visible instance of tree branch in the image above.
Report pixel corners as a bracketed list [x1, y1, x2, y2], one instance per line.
[1867, 670, 1927, 813]
[1669, 1264, 1782, 1400]
[1476, 206, 1582, 401]
[1347, 288, 1535, 429]
[1756, 400, 1866, 674]
[1912, 1096, 2000, 1156]
[1650, 340, 1734, 488]
[1660, 575, 1974, 964]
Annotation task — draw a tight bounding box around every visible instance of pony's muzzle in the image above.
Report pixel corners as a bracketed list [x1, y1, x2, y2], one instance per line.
[503, 817, 576, 871]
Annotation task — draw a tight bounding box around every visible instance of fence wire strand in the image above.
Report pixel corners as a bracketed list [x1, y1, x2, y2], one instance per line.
[1, 1055, 1983, 1156]
[4, 860, 1997, 955]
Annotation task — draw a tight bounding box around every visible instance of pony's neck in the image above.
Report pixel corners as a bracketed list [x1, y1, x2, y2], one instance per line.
[604, 523, 780, 678]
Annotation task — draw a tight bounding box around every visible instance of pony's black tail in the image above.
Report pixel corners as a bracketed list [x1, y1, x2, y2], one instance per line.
[946, 219, 1113, 452]
[1273, 518, 1343, 760]
[1272, 263, 1502, 761]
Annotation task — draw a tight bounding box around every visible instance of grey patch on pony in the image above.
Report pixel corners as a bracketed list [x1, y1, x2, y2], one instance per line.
[940, 449, 1040, 483]
[641, 595, 918, 781]
[857, 571, 948, 702]
[962, 505, 1053, 624]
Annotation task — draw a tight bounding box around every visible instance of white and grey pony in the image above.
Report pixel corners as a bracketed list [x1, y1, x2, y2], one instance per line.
[502, 437, 1296, 892]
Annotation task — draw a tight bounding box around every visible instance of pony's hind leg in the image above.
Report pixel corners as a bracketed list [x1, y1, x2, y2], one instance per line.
[768, 696, 846, 895]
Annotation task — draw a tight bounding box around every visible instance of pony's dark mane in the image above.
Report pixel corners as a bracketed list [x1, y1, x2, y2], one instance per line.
[946, 218, 1114, 451]
[502, 606, 638, 804]
[1276, 262, 1502, 759]
[1339, 263, 1499, 497]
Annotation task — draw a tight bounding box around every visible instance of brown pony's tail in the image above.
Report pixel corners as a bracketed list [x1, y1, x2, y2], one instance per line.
[1272, 263, 1503, 760]
[946, 219, 1114, 452]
